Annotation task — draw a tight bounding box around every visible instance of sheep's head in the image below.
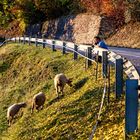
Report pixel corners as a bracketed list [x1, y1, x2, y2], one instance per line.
[67, 78, 73, 87]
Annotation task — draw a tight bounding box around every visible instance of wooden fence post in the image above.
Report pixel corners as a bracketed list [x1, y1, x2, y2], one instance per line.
[23, 35, 25, 44]
[125, 79, 138, 137]
[115, 58, 123, 99]
[35, 35, 38, 47]
[18, 36, 20, 43]
[95, 51, 99, 81]
[15, 37, 16, 43]
[107, 64, 111, 104]
[102, 51, 108, 78]
[29, 36, 31, 46]
[62, 42, 66, 54]
[87, 47, 92, 67]
[74, 45, 78, 60]
[52, 41, 55, 51]
[85, 49, 87, 70]
[42, 38, 45, 48]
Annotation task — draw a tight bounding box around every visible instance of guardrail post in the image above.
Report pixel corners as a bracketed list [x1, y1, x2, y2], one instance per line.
[35, 35, 38, 47]
[125, 79, 138, 138]
[23, 35, 25, 44]
[95, 51, 99, 80]
[42, 38, 45, 48]
[107, 64, 111, 104]
[62, 42, 66, 54]
[87, 47, 92, 67]
[29, 36, 31, 46]
[15, 37, 16, 43]
[115, 58, 123, 99]
[74, 45, 78, 60]
[18, 36, 20, 43]
[52, 41, 55, 51]
[102, 51, 108, 78]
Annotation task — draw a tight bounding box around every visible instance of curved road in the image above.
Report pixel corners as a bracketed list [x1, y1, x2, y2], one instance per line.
[109, 47, 140, 75]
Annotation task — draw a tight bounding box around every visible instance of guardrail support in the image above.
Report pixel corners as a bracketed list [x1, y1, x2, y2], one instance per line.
[125, 79, 138, 138]
[63, 42, 66, 54]
[102, 51, 108, 78]
[23, 35, 25, 44]
[115, 58, 123, 99]
[52, 41, 55, 51]
[18, 36, 20, 43]
[35, 35, 38, 47]
[74, 45, 78, 60]
[29, 36, 31, 46]
[43, 38, 45, 48]
[87, 47, 92, 67]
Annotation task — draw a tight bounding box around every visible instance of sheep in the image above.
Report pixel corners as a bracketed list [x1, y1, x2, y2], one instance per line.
[7, 102, 27, 126]
[31, 92, 46, 113]
[54, 73, 72, 97]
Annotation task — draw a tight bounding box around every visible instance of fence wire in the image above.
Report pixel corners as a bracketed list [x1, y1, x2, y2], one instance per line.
[89, 78, 107, 140]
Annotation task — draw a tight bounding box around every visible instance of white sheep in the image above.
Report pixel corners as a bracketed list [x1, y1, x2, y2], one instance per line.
[31, 92, 46, 113]
[7, 102, 27, 126]
[54, 73, 72, 97]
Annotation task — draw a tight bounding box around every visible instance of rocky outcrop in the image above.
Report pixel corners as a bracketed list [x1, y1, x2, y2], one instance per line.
[26, 13, 123, 44]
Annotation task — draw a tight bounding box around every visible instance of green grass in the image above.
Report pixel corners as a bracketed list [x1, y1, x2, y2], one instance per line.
[0, 43, 134, 139]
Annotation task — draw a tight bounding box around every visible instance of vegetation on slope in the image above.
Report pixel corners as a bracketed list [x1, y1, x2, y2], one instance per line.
[0, 43, 137, 139]
[0, 0, 140, 38]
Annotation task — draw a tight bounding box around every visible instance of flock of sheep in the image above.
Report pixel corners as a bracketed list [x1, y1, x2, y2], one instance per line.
[7, 73, 73, 126]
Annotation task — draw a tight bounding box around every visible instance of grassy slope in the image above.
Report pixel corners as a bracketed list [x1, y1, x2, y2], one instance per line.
[0, 43, 131, 140]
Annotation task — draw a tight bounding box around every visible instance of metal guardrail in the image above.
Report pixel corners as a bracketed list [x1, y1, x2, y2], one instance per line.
[7, 36, 140, 80]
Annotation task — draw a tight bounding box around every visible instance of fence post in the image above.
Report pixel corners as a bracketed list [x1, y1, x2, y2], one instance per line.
[29, 36, 31, 46]
[87, 47, 92, 67]
[23, 35, 25, 44]
[107, 64, 111, 104]
[102, 51, 108, 78]
[125, 79, 138, 138]
[62, 42, 66, 54]
[85, 49, 87, 70]
[35, 35, 38, 47]
[42, 38, 45, 48]
[15, 37, 16, 43]
[115, 58, 123, 99]
[74, 45, 78, 60]
[18, 36, 20, 43]
[95, 51, 99, 81]
[51, 40, 55, 51]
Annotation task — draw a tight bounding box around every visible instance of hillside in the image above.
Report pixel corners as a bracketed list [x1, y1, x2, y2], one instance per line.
[0, 43, 139, 139]
[107, 21, 140, 48]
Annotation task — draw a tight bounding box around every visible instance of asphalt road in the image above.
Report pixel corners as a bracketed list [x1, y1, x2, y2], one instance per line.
[109, 47, 140, 74]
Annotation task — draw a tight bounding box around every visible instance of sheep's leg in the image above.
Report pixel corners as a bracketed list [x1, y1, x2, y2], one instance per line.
[40, 105, 43, 110]
[7, 119, 10, 126]
[8, 117, 12, 126]
[56, 85, 59, 98]
[31, 102, 34, 114]
[60, 85, 64, 96]
[36, 105, 40, 112]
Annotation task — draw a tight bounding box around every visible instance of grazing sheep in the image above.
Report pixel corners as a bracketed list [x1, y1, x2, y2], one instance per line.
[31, 92, 46, 113]
[54, 73, 72, 97]
[7, 102, 27, 126]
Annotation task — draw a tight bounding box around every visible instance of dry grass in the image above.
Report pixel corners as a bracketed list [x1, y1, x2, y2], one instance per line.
[0, 43, 138, 140]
